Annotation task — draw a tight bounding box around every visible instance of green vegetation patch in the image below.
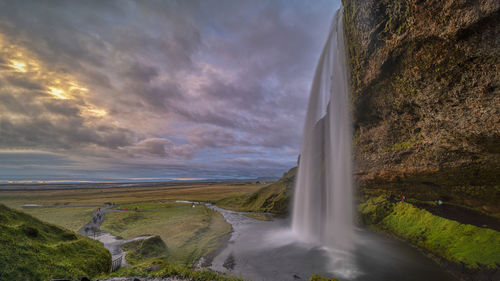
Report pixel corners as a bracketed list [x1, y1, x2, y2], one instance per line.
[107, 258, 243, 281]
[359, 197, 500, 269]
[384, 133, 423, 151]
[242, 213, 272, 221]
[358, 196, 395, 225]
[0, 204, 111, 281]
[22, 206, 94, 232]
[217, 167, 296, 214]
[101, 203, 231, 265]
[309, 274, 340, 281]
[121, 235, 168, 265]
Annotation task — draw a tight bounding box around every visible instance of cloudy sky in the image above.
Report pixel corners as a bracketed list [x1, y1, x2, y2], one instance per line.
[0, 0, 339, 182]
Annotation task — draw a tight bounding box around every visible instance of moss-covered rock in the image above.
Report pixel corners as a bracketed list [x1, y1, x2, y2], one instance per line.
[121, 235, 168, 265]
[309, 274, 340, 281]
[342, 0, 500, 215]
[0, 203, 111, 280]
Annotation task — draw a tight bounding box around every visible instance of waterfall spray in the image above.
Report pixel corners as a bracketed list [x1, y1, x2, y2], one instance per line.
[291, 7, 354, 251]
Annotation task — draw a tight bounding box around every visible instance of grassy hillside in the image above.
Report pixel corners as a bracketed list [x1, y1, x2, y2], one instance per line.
[358, 197, 500, 270]
[121, 235, 168, 265]
[0, 204, 111, 281]
[217, 167, 297, 214]
[106, 258, 243, 281]
[107, 235, 242, 281]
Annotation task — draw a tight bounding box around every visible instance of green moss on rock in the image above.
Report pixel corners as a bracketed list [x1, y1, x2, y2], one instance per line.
[359, 198, 500, 269]
[309, 274, 340, 281]
[121, 235, 168, 265]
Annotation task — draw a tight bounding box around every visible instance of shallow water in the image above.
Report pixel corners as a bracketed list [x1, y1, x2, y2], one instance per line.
[208, 205, 454, 281]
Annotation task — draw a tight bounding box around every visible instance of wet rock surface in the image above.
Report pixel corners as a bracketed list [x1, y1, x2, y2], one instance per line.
[342, 0, 500, 214]
[413, 202, 500, 231]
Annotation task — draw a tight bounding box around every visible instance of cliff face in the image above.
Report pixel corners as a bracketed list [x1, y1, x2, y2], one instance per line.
[342, 0, 500, 214]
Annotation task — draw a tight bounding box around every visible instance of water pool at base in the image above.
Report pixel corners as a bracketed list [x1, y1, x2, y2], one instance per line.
[208, 205, 454, 281]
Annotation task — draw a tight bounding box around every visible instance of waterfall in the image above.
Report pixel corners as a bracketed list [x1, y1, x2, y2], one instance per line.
[291, 7, 353, 251]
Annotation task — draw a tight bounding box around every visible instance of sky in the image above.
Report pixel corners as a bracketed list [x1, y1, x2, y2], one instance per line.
[0, 0, 340, 182]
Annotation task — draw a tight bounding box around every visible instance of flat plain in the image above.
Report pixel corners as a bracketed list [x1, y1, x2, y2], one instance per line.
[0, 182, 266, 265]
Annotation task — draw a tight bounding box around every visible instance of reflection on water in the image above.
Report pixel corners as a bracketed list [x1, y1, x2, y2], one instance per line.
[208, 204, 454, 281]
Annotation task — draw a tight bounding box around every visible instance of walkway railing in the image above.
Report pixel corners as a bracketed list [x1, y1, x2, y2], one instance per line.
[111, 255, 123, 272]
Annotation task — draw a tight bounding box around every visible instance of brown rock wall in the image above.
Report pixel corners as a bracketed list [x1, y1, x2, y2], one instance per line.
[343, 0, 500, 213]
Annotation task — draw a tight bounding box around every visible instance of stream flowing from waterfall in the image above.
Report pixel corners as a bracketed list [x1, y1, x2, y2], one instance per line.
[208, 205, 454, 281]
[292, 7, 353, 251]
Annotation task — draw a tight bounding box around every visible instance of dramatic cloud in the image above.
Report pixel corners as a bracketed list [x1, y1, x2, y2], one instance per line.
[0, 0, 339, 181]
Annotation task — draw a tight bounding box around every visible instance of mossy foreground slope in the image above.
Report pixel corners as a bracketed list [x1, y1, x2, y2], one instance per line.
[359, 197, 500, 270]
[0, 204, 111, 281]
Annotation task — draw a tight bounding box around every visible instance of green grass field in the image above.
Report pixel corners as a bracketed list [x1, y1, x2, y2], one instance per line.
[22, 206, 95, 232]
[0, 182, 265, 208]
[0, 182, 263, 267]
[101, 202, 232, 265]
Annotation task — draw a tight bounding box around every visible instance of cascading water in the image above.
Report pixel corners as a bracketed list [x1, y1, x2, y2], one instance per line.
[292, 7, 354, 251]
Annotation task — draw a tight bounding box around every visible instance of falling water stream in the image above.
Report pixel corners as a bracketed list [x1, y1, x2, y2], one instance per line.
[291, 7, 353, 251]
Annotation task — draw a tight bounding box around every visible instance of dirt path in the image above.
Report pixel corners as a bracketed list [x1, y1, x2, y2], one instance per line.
[99, 277, 189, 281]
[78, 208, 107, 237]
[78, 206, 152, 270]
[412, 202, 500, 231]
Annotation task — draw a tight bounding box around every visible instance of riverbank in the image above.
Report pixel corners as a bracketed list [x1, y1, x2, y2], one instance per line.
[209, 204, 455, 281]
[100, 202, 231, 266]
[358, 196, 500, 280]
